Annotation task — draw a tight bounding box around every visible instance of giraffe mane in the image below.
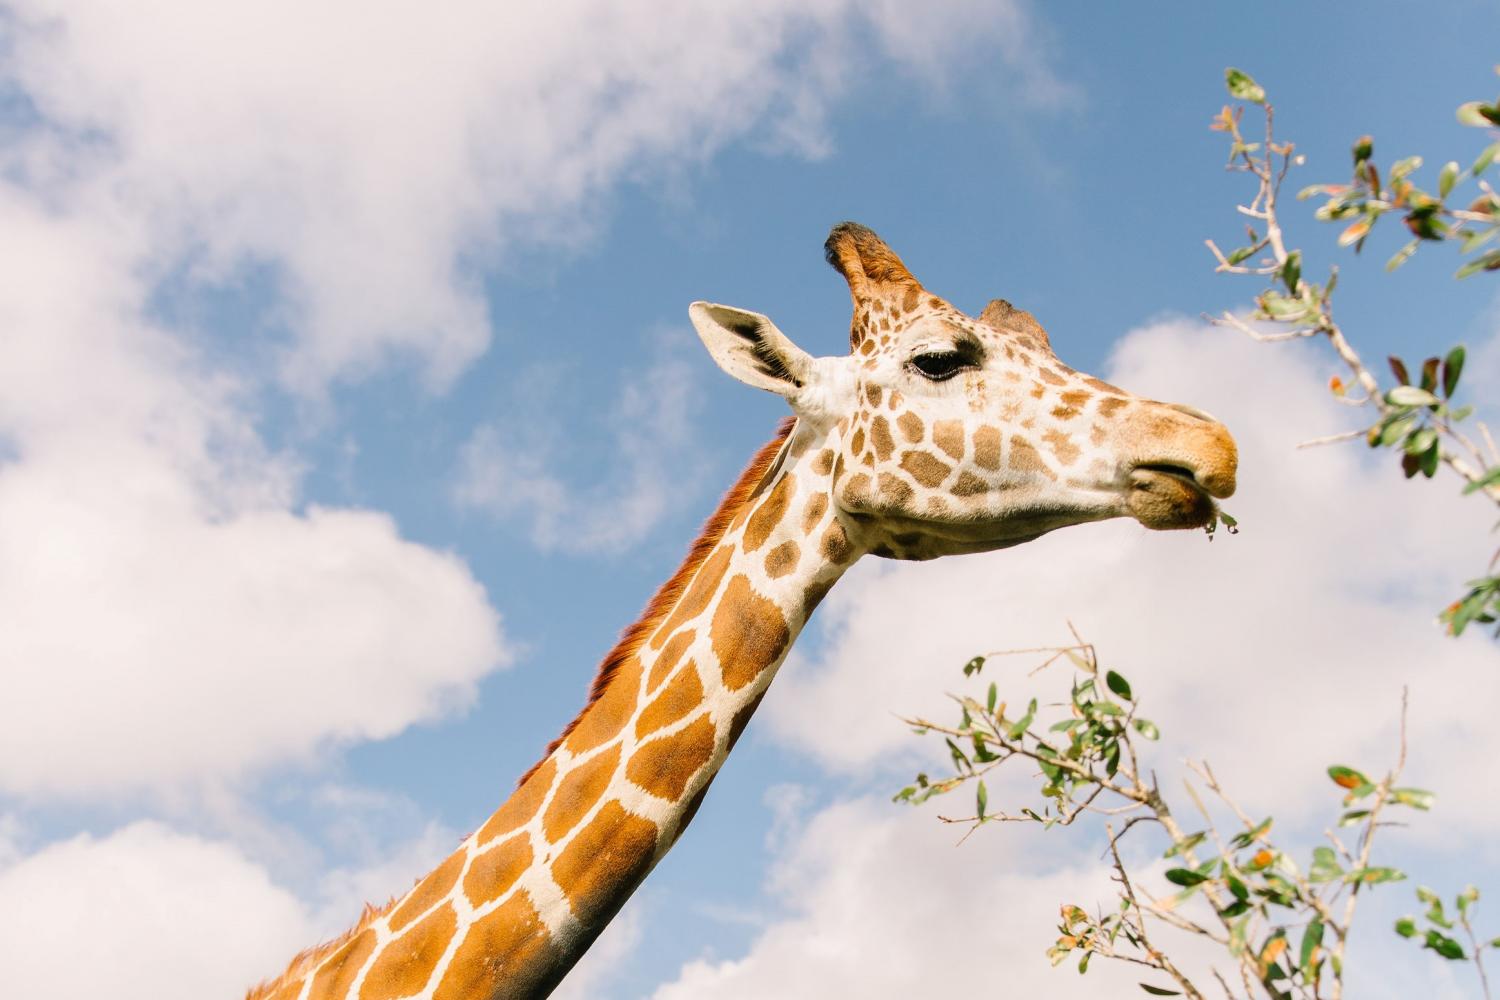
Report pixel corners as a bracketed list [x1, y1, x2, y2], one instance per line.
[515, 415, 796, 786]
[245, 901, 386, 1000]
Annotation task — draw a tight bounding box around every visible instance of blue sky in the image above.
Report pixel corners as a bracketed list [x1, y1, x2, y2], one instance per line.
[2, 3, 1499, 998]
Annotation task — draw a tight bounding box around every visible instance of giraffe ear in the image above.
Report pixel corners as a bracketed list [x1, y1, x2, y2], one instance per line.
[689, 301, 815, 399]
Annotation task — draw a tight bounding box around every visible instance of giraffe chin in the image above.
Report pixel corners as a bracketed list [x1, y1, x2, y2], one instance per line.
[1125, 468, 1217, 530]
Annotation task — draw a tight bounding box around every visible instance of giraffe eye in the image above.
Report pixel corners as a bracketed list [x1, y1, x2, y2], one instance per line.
[908, 350, 973, 382]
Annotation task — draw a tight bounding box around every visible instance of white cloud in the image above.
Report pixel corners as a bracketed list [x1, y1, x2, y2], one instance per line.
[648, 795, 1479, 1000]
[4, 0, 1063, 392]
[0, 190, 507, 800]
[0, 822, 314, 1000]
[454, 344, 703, 553]
[765, 319, 1500, 836]
[650, 798, 1144, 999]
[0, 818, 465, 1000]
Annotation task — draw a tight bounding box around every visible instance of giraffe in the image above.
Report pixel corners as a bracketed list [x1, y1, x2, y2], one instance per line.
[249, 222, 1237, 1000]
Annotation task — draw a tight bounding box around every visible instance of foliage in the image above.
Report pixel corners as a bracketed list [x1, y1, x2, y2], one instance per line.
[1204, 67, 1500, 635]
[896, 642, 1495, 999]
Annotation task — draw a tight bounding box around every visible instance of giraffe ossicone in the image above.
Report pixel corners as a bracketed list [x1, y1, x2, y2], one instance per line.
[251, 222, 1237, 1000]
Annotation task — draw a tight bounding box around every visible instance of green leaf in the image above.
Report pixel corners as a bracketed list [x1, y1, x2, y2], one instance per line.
[1391, 787, 1435, 810]
[1226, 244, 1258, 265]
[1442, 346, 1465, 398]
[1457, 248, 1500, 278]
[1339, 809, 1371, 827]
[1420, 444, 1439, 478]
[1458, 101, 1495, 127]
[1165, 868, 1210, 887]
[1139, 986, 1182, 996]
[1225, 68, 1266, 104]
[1387, 239, 1419, 272]
[1440, 161, 1460, 199]
[1405, 427, 1438, 457]
[986, 682, 997, 714]
[963, 656, 985, 677]
[1346, 866, 1406, 885]
[1474, 141, 1500, 176]
[1133, 718, 1160, 741]
[1458, 885, 1480, 916]
[1164, 831, 1206, 859]
[1391, 155, 1424, 182]
[1462, 466, 1500, 494]
[1386, 385, 1439, 407]
[1327, 765, 1370, 790]
[1281, 250, 1302, 292]
[1310, 846, 1344, 883]
[1300, 919, 1325, 971]
[1105, 670, 1133, 701]
[976, 779, 988, 819]
[1396, 916, 1418, 938]
[1424, 929, 1467, 960]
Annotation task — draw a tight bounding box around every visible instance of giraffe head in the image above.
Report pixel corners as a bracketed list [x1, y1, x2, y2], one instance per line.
[690, 222, 1237, 560]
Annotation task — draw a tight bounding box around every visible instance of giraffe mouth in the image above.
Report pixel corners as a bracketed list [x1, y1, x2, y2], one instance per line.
[1126, 464, 1219, 530]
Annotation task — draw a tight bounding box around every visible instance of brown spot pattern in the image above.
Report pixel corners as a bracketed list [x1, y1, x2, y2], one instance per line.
[388, 849, 464, 934]
[710, 574, 791, 691]
[646, 629, 694, 695]
[841, 472, 873, 506]
[896, 412, 924, 443]
[431, 890, 558, 1000]
[900, 450, 951, 488]
[649, 545, 733, 649]
[877, 472, 913, 507]
[626, 716, 717, 801]
[820, 521, 853, 564]
[563, 656, 643, 755]
[1084, 376, 1124, 395]
[850, 427, 865, 454]
[1038, 367, 1066, 386]
[359, 904, 457, 1000]
[870, 416, 895, 461]
[463, 835, 532, 908]
[743, 474, 792, 553]
[864, 383, 882, 407]
[1042, 429, 1081, 466]
[953, 471, 989, 496]
[478, 757, 557, 844]
[812, 449, 835, 475]
[551, 802, 659, 920]
[635, 664, 703, 739]
[932, 420, 965, 461]
[1060, 390, 1090, 408]
[308, 929, 376, 1000]
[1097, 396, 1128, 418]
[972, 425, 1002, 470]
[802, 493, 828, 534]
[1009, 436, 1047, 473]
[543, 745, 621, 843]
[764, 539, 800, 579]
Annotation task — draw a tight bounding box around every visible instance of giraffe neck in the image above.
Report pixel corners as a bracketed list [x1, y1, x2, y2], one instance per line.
[261, 418, 862, 1000]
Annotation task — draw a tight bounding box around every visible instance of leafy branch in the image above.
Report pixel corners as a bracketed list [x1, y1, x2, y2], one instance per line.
[894, 640, 1486, 999]
[1204, 67, 1500, 636]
